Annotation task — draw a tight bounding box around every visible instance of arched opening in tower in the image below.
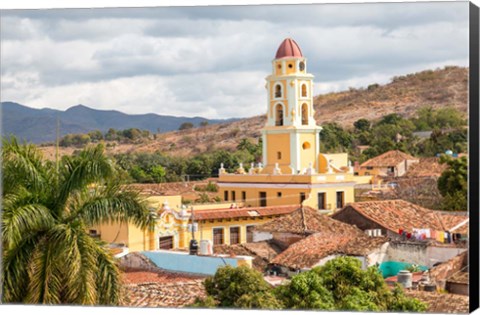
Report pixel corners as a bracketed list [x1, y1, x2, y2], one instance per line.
[275, 104, 284, 126]
[301, 103, 308, 125]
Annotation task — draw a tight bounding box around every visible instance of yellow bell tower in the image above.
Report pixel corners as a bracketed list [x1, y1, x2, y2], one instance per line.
[261, 38, 322, 175]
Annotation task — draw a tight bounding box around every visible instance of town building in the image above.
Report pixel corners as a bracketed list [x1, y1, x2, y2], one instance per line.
[217, 38, 371, 212]
[355, 150, 419, 177]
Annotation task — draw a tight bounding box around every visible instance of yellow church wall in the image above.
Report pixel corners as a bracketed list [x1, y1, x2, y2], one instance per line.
[302, 187, 355, 211]
[266, 133, 291, 166]
[220, 187, 309, 207]
[298, 133, 317, 170]
[323, 153, 349, 168]
[191, 216, 274, 246]
[284, 59, 298, 75]
[146, 195, 182, 211]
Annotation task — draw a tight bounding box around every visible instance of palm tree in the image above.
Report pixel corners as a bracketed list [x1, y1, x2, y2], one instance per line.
[1, 137, 156, 305]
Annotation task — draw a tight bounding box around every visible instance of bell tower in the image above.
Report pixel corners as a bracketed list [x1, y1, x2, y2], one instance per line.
[261, 38, 322, 174]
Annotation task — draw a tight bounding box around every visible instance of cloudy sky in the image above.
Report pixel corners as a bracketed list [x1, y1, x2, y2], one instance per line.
[0, 2, 470, 119]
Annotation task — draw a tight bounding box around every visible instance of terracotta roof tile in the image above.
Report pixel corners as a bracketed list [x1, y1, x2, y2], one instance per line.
[271, 232, 387, 269]
[404, 290, 469, 313]
[121, 269, 207, 308]
[333, 200, 469, 234]
[213, 241, 283, 271]
[361, 150, 417, 168]
[405, 157, 448, 177]
[429, 251, 468, 283]
[193, 205, 299, 220]
[255, 206, 361, 235]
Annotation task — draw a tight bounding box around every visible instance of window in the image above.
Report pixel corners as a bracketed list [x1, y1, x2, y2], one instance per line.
[366, 166, 373, 170]
[301, 84, 307, 97]
[242, 191, 246, 202]
[288, 63, 293, 68]
[230, 227, 240, 244]
[318, 193, 326, 210]
[301, 103, 308, 125]
[246, 226, 255, 243]
[159, 236, 174, 250]
[277, 192, 282, 198]
[300, 192, 306, 204]
[213, 228, 224, 245]
[231, 191, 236, 202]
[336, 191, 344, 209]
[275, 104, 284, 126]
[277, 151, 282, 159]
[259, 192, 267, 207]
[275, 84, 282, 98]
[224, 190, 228, 201]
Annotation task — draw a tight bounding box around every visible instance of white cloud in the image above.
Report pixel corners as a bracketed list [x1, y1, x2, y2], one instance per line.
[0, 2, 469, 119]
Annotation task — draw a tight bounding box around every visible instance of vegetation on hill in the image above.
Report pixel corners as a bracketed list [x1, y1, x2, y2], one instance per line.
[192, 257, 427, 312]
[113, 139, 262, 183]
[437, 155, 468, 211]
[2, 137, 155, 305]
[321, 106, 467, 163]
[60, 128, 153, 147]
[38, 66, 468, 158]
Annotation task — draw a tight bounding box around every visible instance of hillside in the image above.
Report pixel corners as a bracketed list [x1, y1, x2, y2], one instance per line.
[38, 66, 468, 160]
[1, 102, 237, 143]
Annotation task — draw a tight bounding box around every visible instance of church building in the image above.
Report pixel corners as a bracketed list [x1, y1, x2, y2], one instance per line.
[217, 38, 371, 211]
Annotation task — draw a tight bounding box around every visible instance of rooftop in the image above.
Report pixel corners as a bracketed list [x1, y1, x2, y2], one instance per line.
[360, 150, 417, 168]
[255, 206, 361, 235]
[429, 251, 468, 283]
[192, 204, 299, 221]
[405, 157, 448, 177]
[271, 232, 387, 269]
[333, 199, 469, 234]
[213, 241, 283, 271]
[404, 290, 469, 313]
[275, 38, 303, 59]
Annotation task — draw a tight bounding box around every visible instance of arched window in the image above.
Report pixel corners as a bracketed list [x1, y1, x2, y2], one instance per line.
[274, 84, 282, 98]
[301, 84, 307, 97]
[275, 104, 284, 126]
[301, 103, 308, 125]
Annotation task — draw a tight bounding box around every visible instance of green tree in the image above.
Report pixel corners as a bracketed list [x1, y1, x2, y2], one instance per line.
[179, 122, 194, 130]
[354, 118, 371, 132]
[438, 155, 468, 210]
[275, 257, 426, 312]
[199, 265, 280, 309]
[2, 138, 156, 305]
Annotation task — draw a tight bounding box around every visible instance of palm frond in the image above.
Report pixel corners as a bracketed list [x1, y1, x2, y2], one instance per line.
[55, 145, 114, 216]
[2, 192, 55, 250]
[72, 184, 156, 231]
[2, 137, 50, 196]
[94, 242, 123, 306]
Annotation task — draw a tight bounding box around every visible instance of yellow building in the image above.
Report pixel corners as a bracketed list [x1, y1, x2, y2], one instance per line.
[94, 38, 372, 253]
[218, 38, 370, 211]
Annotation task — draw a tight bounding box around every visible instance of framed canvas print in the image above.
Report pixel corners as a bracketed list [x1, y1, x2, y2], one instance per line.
[1, 0, 479, 315]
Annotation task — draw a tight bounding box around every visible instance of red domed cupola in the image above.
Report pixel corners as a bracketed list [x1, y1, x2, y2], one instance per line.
[275, 38, 303, 59]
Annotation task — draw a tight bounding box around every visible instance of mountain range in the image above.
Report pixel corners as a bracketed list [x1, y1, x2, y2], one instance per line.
[1, 102, 237, 144]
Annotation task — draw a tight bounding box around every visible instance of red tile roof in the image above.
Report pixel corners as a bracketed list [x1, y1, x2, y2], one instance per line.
[275, 38, 303, 59]
[361, 150, 417, 168]
[193, 204, 299, 220]
[333, 200, 469, 234]
[429, 251, 468, 283]
[271, 232, 387, 269]
[123, 280, 207, 308]
[404, 290, 469, 313]
[255, 206, 361, 235]
[405, 157, 448, 177]
[213, 241, 283, 271]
